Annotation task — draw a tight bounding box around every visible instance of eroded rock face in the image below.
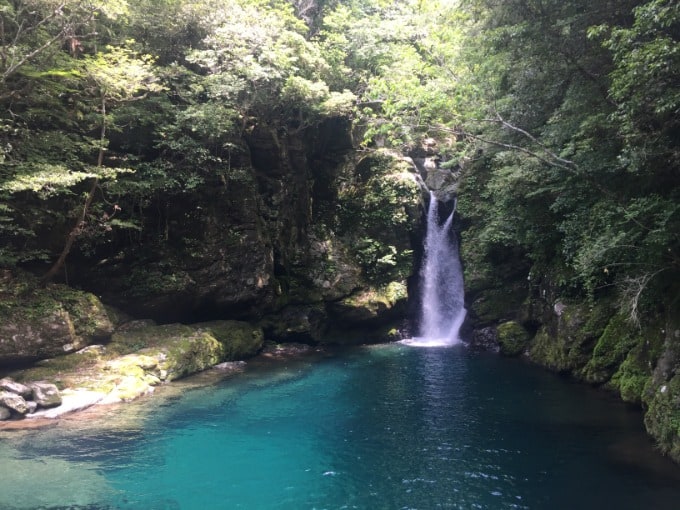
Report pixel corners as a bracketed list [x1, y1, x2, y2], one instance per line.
[468, 327, 499, 352]
[643, 322, 680, 463]
[76, 179, 276, 323]
[59, 124, 422, 342]
[471, 265, 680, 463]
[1, 121, 423, 370]
[108, 321, 264, 385]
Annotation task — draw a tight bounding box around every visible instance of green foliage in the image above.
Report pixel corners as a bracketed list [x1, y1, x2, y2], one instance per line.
[0, 0, 129, 82]
[590, 0, 680, 163]
[336, 152, 420, 283]
[453, 0, 679, 326]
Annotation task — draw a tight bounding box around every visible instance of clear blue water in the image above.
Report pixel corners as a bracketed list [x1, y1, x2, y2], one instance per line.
[1, 344, 679, 510]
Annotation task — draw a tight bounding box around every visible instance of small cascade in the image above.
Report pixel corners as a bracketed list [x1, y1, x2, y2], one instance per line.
[404, 192, 466, 347]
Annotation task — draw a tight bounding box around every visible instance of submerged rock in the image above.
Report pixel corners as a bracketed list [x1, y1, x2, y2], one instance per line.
[213, 360, 247, 371]
[261, 342, 313, 359]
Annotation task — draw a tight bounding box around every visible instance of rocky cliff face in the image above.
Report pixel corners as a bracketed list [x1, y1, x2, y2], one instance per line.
[1, 116, 427, 366]
[464, 254, 680, 463]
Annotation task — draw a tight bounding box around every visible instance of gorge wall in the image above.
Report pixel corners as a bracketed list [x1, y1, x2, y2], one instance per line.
[1, 117, 427, 363]
[1, 115, 677, 462]
[461, 224, 680, 463]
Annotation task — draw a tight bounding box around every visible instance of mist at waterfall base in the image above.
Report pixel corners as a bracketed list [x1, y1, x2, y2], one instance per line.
[404, 193, 467, 347]
[2, 346, 680, 510]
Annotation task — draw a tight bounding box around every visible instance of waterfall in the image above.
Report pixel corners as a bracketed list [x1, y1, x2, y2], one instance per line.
[404, 192, 466, 347]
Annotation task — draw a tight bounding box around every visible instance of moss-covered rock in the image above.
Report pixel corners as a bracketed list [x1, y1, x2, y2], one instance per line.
[641, 321, 680, 463]
[582, 314, 644, 384]
[607, 324, 665, 404]
[497, 321, 530, 356]
[0, 270, 113, 364]
[529, 301, 610, 373]
[291, 231, 364, 304]
[329, 281, 408, 325]
[336, 151, 422, 287]
[110, 324, 222, 382]
[58, 290, 113, 341]
[6, 319, 265, 413]
[194, 320, 264, 361]
[644, 373, 680, 463]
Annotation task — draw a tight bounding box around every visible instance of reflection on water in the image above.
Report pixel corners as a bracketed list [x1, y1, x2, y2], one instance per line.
[1, 345, 679, 510]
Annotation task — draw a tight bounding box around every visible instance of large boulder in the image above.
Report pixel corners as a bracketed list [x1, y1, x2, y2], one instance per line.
[109, 321, 264, 383]
[497, 321, 530, 356]
[0, 270, 113, 364]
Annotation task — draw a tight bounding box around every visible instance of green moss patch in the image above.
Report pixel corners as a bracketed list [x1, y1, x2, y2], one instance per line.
[497, 321, 530, 356]
[582, 314, 644, 384]
[195, 320, 264, 361]
[528, 301, 612, 374]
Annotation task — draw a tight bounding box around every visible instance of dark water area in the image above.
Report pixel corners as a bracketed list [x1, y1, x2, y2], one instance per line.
[1, 344, 679, 509]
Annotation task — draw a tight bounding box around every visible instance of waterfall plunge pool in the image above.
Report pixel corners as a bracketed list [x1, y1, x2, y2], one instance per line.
[1, 344, 679, 510]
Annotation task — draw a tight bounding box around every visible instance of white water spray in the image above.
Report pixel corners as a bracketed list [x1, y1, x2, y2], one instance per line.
[404, 192, 466, 347]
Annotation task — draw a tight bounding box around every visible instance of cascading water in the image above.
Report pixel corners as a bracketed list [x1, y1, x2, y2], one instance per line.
[404, 192, 466, 347]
